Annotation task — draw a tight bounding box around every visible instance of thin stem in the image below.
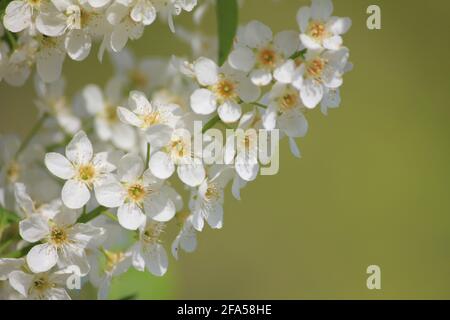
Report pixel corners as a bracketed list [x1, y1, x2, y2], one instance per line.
[146, 143, 151, 169]
[102, 211, 118, 223]
[77, 206, 107, 224]
[251, 102, 268, 109]
[14, 113, 49, 160]
[289, 49, 307, 60]
[202, 115, 221, 133]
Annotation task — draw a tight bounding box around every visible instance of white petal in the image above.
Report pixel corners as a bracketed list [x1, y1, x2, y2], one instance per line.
[250, 69, 272, 87]
[328, 17, 352, 35]
[62, 180, 91, 209]
[300, 79, 324, 108]
[145, 124, 173, 150]
[279, 111, 309, 138]
[19, 215, 50, 243]
[218, 101, 242, 124]
[296, 6, 311, 33]
[311, 0, 333, 20]
[95, 179, 125, 208]
[45, 153, 75, 179]
[274, 60, 296, 84]
[237, 77, 261, 102]
[206, 205, 223, 229]
[111, 123, 136, 150]
[128, 90, 152, 114]
[66, 131, 93, 164]
[110, 24, 129, 52]
[117, 203, 146, 230]
[177, 162, 205, 187]
[89, 0, 110, 8]
[26, 243, 58, 273]
[144, 244, 168, 277]
[118, 153, 144, 182]
[228, 47, 255, 72]
[274, 30, 300, 57]
[194, 57, 218, 86]
[300, 34, 322, 50]
[262, 104, 277, 130]
[65, 29, 92, 61]
[288, 137, 301, 158]
[36, 45, 65, 83]
[149, 152, 175, 180]
[131, 243, 145, 271]
[190, 89, 217, 115]
[242, 20, 273, 48]
[36, 12, 67, 37]
[3, 1, 31, 33]
[236, 154, 259, 182]
[117, 107, 142, 127]
[144, 192, 175, 222]
[0, 259, 25, 281]
[8, 271, 33, 297]
[323, 35, 343, 50]
[82, 84, 104, 115]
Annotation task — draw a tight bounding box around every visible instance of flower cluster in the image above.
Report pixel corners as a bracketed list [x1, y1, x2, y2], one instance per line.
[0, 0, 198, 85]
[0, 0, 352, 299]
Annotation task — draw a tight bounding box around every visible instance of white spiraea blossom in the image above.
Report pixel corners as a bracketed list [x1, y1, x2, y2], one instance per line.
[291, 48, 349, 108]
[297, 0, 351, 51]
[149, 127, 206, 187]
[117, 90, 182, 149]
[190, 57, 260, 123]
[78, 80, 136, 150]
[130, 220, 168, 276]
[45, 131, 116, 209]
[19, 207, 104, 274]
[228, 20, 300, 86]
[96, 153, 176, 230]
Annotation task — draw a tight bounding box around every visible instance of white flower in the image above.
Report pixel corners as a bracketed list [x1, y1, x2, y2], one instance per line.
[44, 131, 116, 209]
[156, 0, 198, 32]
[224, 114, 261, 182]
[228, 20, 300, 86]
[130, 221, 168, 276]
[2, 0, 42, 34]
[262, 82, 309, 137]
[78, 81, 136, 150]
[110, 49, 170, 92]
[14, 182, 60, 220]
[292, 47, 349, 108]
[9, 267, 72, 300]
[297, 0, 351, 51]
[190, 57, 260, 123]
[149, 128, 205, 187]
[320, 87, 341, 115]
[3, 35, 38, 86]
[34, 76, 81, 134]
[96, 153, 176, 230]
[36, 35, 66, 83]
[104, 0, 151, 53]
[37, 0, 104, 61]
[96, 250, 131, 300]
[189, 167, 230, 232]
[118, 90, 182, 149]
[171, 213, 197, 260]
[19, 208, 104, 274]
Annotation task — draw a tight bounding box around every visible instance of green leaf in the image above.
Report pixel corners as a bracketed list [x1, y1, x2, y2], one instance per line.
[216, 0, 239, 66]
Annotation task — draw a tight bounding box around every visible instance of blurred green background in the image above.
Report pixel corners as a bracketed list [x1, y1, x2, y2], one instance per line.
[1, 0, 450, 299]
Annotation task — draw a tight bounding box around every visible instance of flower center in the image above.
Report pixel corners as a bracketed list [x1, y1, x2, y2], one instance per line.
[142, 222, 165, 245]
[168, 138, 190, 160]
[6, 162, 20, 183]
[213, 78, 237, 102]
[49, 226, 69, 247]
[306, 58, 326, 78]
[104, 250, 126, 272]
[141, 111, 161, 128]
[31, 275, 54, 295]
[103, 105, 118, 124]
[126, 183, 148, 203]
[258, 48, 278, 69]
[278, 89, 299, 112]
[205, 183, 220, 202]
[129, 70, 149, 89]
[308, 21, 327, 40]
[77, 164, 96, 184]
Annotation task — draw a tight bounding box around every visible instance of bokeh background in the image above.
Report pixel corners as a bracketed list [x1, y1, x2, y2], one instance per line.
[1, 0, 450, 299]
